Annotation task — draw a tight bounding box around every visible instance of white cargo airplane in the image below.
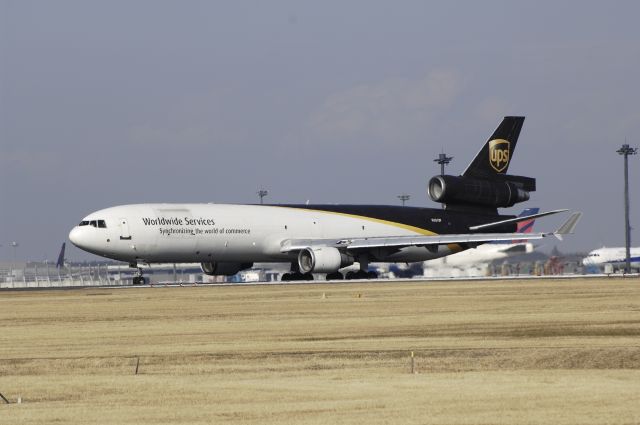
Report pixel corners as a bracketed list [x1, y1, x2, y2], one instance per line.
[69, 117, 581, 283]
[582, 247, 640, 270]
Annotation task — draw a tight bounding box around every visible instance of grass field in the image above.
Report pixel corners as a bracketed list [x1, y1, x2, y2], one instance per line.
[1, 278, 640, 424]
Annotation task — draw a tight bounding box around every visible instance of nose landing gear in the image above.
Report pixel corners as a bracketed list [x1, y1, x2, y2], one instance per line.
[130, 263, 147, 285]
[132, 275, 147, 285]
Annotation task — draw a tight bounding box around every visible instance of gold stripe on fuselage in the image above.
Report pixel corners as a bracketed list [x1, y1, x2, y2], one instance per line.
[273, 206, 463, 253]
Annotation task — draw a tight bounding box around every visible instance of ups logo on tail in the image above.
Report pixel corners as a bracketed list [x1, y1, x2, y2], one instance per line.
[489, 139, 510, 172]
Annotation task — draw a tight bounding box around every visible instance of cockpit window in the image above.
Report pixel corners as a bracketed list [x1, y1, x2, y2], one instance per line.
[79, 219, 107, 228]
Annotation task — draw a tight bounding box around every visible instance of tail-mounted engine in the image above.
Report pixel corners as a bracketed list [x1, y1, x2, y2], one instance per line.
[428, 174, 536, 210]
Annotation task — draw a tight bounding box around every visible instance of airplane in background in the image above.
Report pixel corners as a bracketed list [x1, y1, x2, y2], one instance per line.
[582, 247, 640, 271]
[425, 207, 539, 269]
[56, 242, 66, 268]
[69, 116, 581, 284]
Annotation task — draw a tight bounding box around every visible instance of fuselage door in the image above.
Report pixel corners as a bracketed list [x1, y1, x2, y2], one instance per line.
[119, 218, 132, 240]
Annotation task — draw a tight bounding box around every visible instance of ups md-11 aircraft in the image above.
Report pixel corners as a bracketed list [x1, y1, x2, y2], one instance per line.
[69, 117, 581, 283]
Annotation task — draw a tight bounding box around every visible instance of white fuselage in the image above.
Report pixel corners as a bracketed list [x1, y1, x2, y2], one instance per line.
[69, 204, 457, 265]
[582, 247, 640, 269]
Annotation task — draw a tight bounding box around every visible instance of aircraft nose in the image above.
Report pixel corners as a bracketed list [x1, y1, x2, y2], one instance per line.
[69, 226, 83, 248]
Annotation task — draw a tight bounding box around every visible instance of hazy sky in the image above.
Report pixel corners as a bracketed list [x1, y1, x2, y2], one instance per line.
[1, 0, 639, 261]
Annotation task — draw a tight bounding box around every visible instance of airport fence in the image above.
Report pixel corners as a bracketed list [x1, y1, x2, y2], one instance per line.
[0, 263, 133, 289]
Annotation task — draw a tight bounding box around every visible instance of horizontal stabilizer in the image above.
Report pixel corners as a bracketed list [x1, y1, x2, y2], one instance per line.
[554, 212, 582, 240]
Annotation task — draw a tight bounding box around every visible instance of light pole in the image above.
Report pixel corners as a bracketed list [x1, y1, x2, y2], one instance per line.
[434, 152, 453, 176]
[257, 189, 268, 204]
[434, 153, 453, 209]
[397, 194, 410, 207]
[10, 241, 18, 282]
[617, 144, 637, 274]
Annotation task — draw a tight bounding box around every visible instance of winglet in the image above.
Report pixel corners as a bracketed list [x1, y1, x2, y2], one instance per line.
[554, 212, 582, 240]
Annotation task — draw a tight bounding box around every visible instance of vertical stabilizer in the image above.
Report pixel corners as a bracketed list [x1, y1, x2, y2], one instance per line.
[463, 116, 525, 180]
[516, 207, 540, 234]
[56, 242, 66, 268]
[513, 207, 539, 244]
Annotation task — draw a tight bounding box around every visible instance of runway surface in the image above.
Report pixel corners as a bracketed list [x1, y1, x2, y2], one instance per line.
[1, 278, 639, 424]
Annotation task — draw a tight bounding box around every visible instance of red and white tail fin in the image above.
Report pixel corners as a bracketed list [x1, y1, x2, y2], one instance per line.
[513, 207, 539, 243]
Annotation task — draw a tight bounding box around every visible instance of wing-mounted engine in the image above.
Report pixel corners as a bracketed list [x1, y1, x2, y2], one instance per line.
[428, 174, 536, 211]
[201, 261, 253, 276]
[298, 247, 354, 273]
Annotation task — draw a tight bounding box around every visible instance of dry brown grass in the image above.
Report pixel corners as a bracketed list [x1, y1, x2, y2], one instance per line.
[1, 278, 640, 424]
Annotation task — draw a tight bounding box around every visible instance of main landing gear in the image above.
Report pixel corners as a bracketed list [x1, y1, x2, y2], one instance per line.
[345, 270, 378, 280]
[280, 262, 313, 282]
[342, 255, 379, 280]
[281, 269, 378, 281]
[281, 272, 314, 282]
[280, 256, 379, 282]
[325, 270, 378, 280]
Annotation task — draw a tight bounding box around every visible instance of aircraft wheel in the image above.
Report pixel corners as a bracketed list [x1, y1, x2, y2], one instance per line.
[366, 271, 378, 279]
[347, 270, 369, 280]
[301, 273, 314, 281]
[281, 273, 292, 282]
[326, 272, 343, 280]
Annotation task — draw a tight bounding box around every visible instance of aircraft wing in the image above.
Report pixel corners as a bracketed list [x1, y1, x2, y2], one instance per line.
[281, 212, 581, 253]
[468, 209, 568, 231]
